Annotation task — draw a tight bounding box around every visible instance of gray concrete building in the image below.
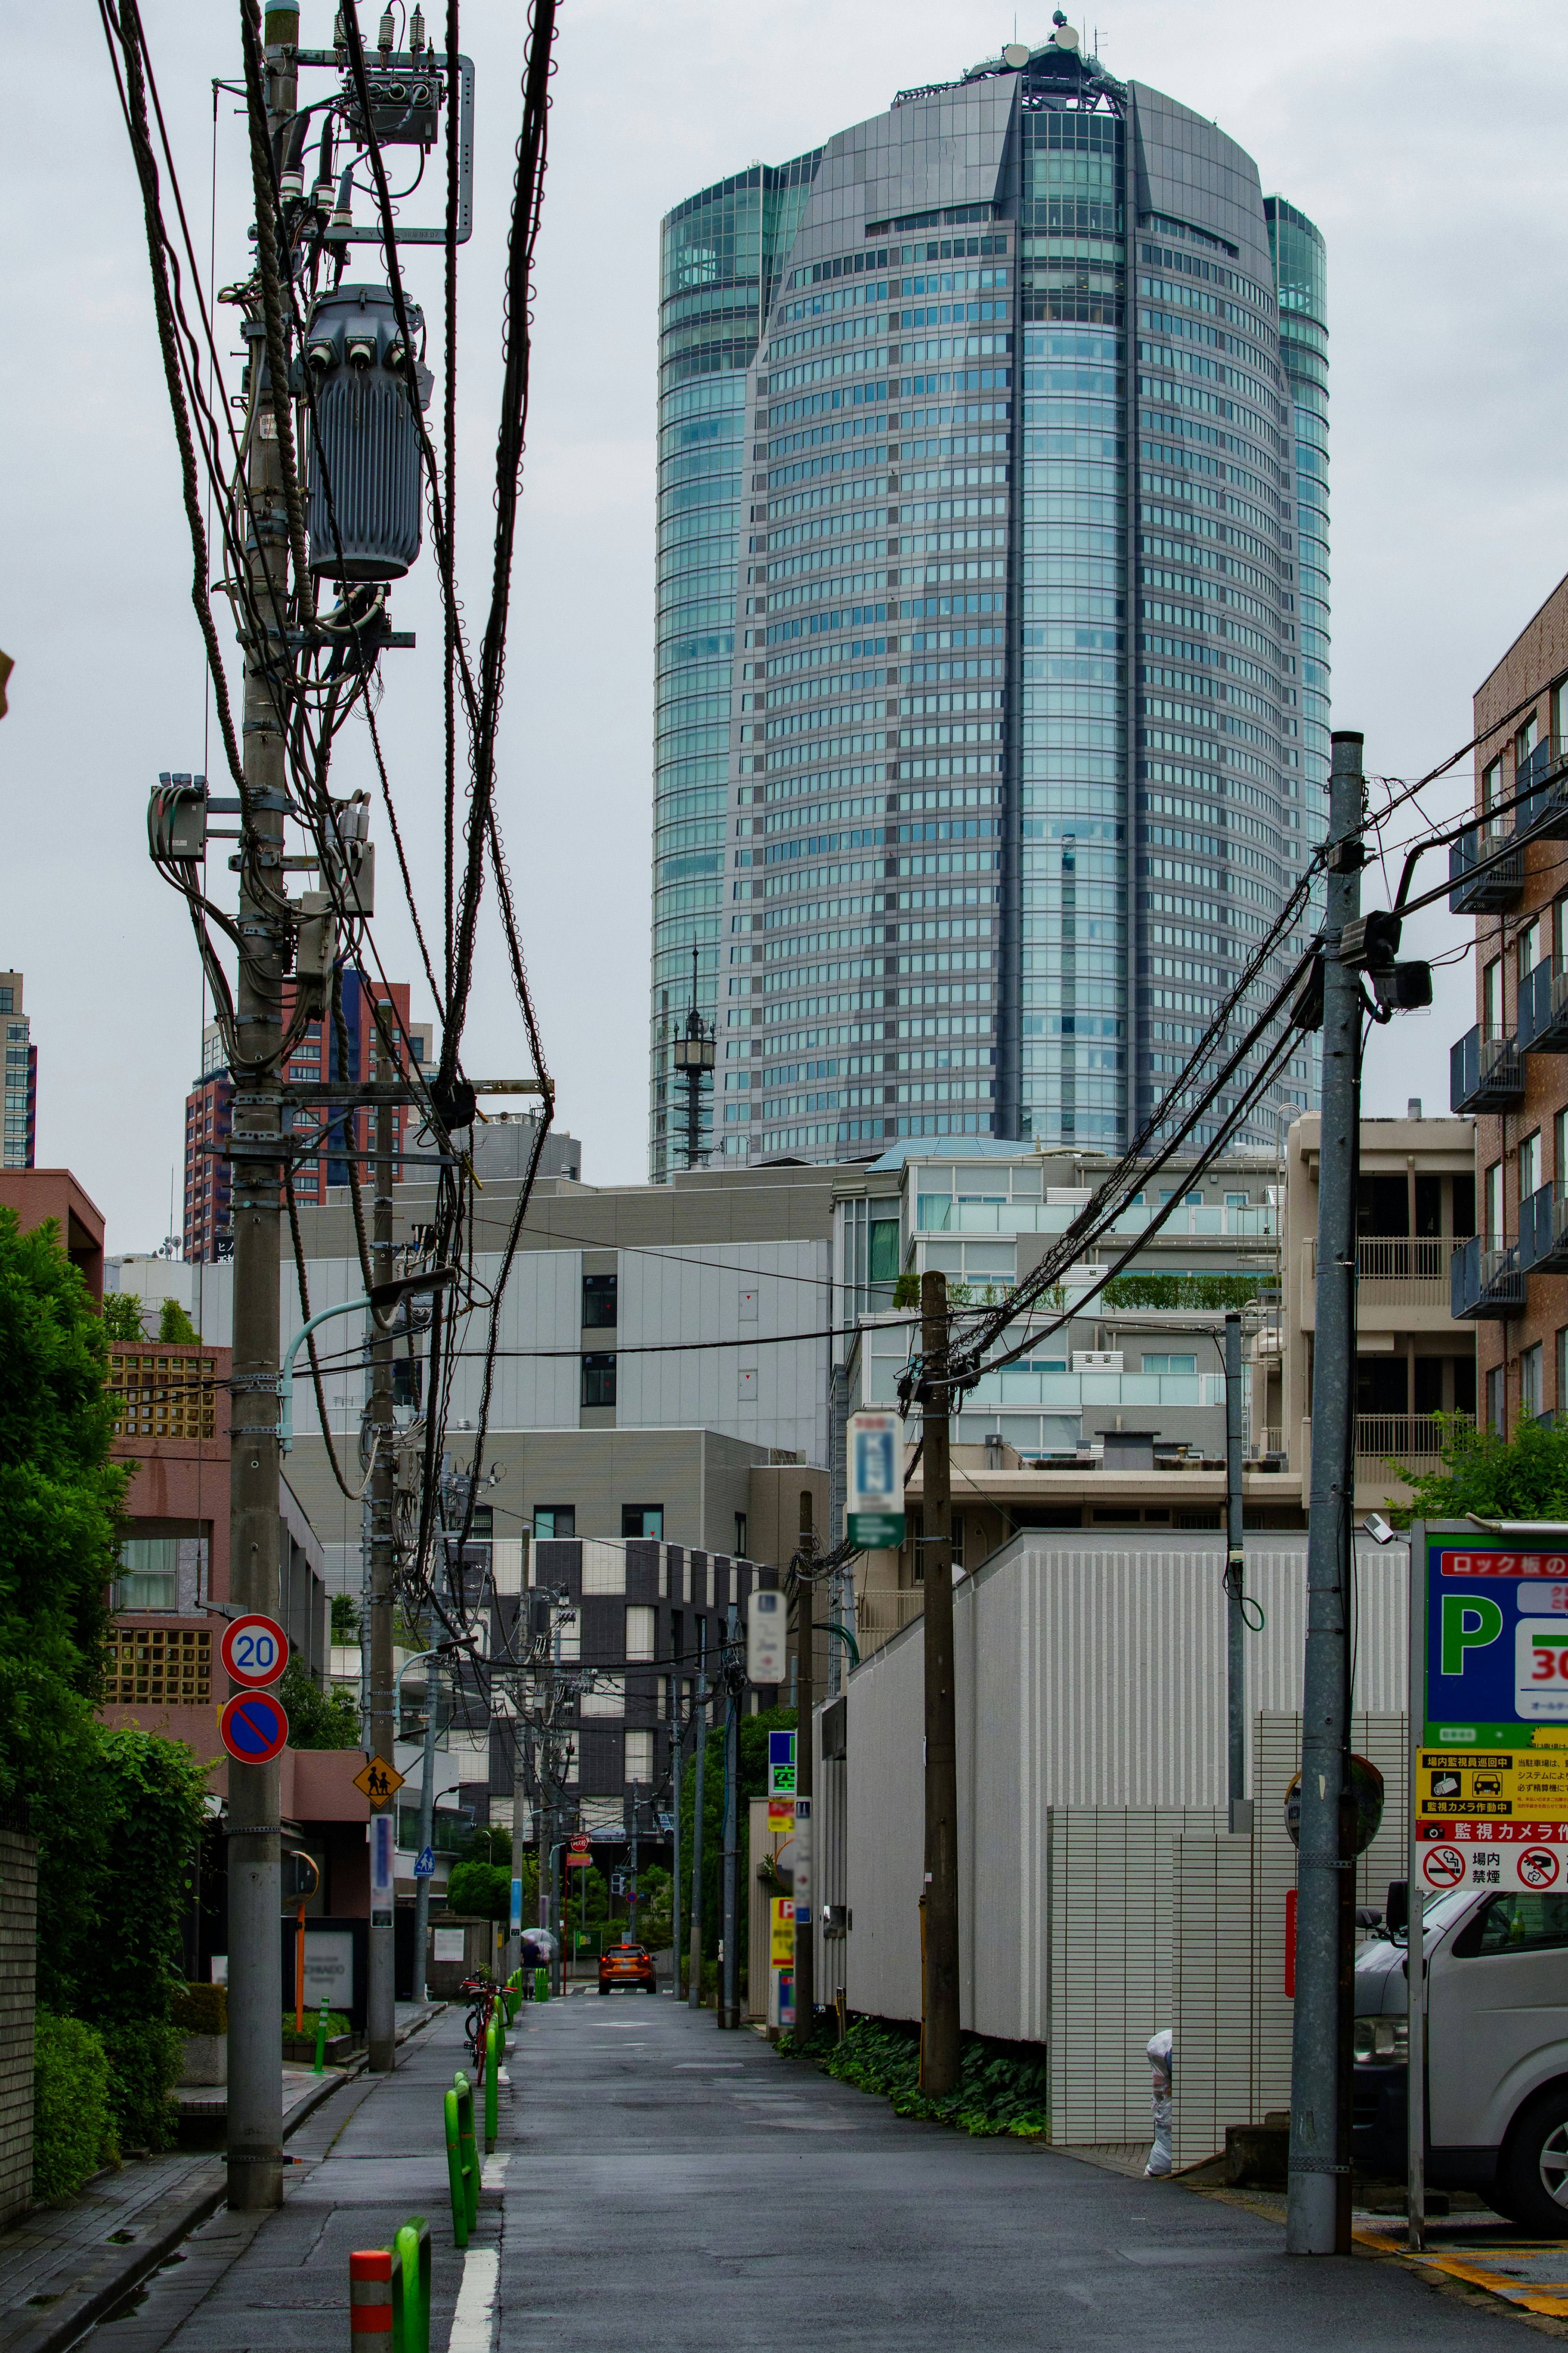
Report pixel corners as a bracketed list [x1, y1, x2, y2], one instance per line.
[651, 24, 1328, 1180]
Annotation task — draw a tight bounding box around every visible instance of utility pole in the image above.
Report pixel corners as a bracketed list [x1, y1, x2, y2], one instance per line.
[1287, 729, 1364, 2257]
[1224, 1307, 1247, 1829]
[223, 0, 297, 2219]
[919, 1268, 960, 2096]
[687, 1620, 708, 2007]
[669, 1671, 684, 1998]
[366, 1048, 398, 2070]
[412, 1644, 441, 2003]
[510, 1695, 527, 1976]
[719, 1607, 740, 2029]
[628, 1780, 640, 1945]
[793, 1488, 816, 2045]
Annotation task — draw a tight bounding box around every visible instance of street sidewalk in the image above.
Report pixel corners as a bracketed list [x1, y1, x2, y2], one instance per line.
[1, 2001, 443, 2353]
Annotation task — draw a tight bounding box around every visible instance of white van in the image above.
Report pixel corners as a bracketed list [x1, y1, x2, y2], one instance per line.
[1355, 1886, 1568, 2231]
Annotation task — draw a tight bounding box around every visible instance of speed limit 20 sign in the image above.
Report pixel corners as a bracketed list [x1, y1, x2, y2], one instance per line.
[221, 1614, 288, 1688]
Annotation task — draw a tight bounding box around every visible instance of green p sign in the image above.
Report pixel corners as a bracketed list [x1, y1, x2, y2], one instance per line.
[1441, 1592, 1505, 1677]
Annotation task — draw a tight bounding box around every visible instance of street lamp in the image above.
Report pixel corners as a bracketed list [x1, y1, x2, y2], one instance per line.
[278, 1266, 455, 1451]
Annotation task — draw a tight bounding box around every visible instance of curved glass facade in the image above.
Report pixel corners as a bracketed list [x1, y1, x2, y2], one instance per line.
[652, 47, 1325, 1174]
[1265, 195, 1331, 899]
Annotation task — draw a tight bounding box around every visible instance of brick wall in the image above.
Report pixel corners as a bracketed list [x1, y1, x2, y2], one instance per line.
[0, 1822, 38, 2226]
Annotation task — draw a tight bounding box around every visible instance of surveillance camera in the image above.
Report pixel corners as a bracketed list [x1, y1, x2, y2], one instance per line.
[1363, 1512, 1396, 1547]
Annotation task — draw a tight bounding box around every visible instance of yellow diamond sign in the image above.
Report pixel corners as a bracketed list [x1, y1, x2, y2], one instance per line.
[352, 1754, 405, 1805]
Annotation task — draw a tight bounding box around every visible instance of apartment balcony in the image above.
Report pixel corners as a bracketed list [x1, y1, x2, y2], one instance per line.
[856, 1585, 924, 1661]
[1297, 1413, 1466, 1496]
[1451, 1233, 1527, 1320]
[1449, 821, 1522, 912]
[1450, 1023, 1524, 1115]
[1521, 1180, 1568, 1274]
[1518, 957, 1568, 1055]
[1512, 737, 1568, 840]
[1300, 1237, 1455, 1332]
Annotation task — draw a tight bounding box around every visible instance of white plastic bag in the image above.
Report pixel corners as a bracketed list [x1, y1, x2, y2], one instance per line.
[1145, 2028, 1173, 2178]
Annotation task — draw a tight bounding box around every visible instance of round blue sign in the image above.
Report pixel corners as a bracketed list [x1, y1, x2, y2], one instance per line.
[220, 1690, 289, 1765]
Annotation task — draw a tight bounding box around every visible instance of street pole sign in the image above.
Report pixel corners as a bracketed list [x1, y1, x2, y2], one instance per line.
[219, 1691, 289, 1766]
[1413, 1528, 1568, 1894]
[414, 1847, 436, 1879]
[768, 1729, 796, 1798]
[846, 1410, 905, 1549]
[747, 1588, 787, 1685]
[220, 1614, 289, 1688]
[352, 1755, 406, 1806]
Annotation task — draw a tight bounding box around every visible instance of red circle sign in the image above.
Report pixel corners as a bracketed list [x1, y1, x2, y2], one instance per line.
[1422, 1844, 1466, 1890]
[220, 1615, 289, 1689]
[1520, 1847, 1561, 1889]
[220, 1690, 289, 1765]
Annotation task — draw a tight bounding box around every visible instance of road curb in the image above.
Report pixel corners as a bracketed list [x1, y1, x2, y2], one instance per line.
[4, 2056, 372, 2353]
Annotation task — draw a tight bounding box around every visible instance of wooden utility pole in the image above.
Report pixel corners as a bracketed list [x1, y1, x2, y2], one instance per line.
[920, 1268, 960, 2094]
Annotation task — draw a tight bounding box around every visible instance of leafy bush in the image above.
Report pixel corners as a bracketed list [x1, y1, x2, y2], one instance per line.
[33, 2010, 115, 2200]
[779, 2012, 1051, 2137]
[447, 1858, 510, 1921]
[1102, 1273, 1270, 1311]
[276, 1657, 361, 1748]
[101, 1292, 149, 1342]
[1392, 1411, 1568, 1526]
[101, 2017, 185, 2153]
[282, 2009, 350, 2041]
[171, 1982, 227, 2035]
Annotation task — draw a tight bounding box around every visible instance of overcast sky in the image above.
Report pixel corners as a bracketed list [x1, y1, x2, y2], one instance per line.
[8, 0, 1568, 1251]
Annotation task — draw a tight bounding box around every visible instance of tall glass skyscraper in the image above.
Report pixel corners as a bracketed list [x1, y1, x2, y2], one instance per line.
[650, 29, 1326, 1180]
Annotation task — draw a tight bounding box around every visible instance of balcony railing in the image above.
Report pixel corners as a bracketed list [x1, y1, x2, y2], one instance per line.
[1302, 1237, 1454, 1322]
[1449, 821, 1522, 913]
[1451, 1023, 1524, 1114]
[1355, 1414, 1454, 1465]
[914, 1197, 1278, 1239]
[1521, 1180, 1568, 1273]
[1519, 956, 1568, 1055]
[1452, 1233, 1527, 1319]
[856, 1586, 924, 1660]
[1512, 737, 1568, 840]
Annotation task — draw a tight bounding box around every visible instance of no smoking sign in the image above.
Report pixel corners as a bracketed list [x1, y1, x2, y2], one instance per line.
[1421, 1828, 1565, 1894]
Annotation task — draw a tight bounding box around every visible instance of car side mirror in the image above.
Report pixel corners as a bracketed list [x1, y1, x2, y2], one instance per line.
[1385, 1879, 1408, 1936]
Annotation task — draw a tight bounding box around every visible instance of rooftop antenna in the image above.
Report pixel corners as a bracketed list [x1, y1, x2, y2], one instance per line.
[671, 939, 715, 1170]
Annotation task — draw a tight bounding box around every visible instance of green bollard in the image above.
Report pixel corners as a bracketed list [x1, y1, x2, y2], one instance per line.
[390, 2215, 431, 2353]
[535, 1963, 548, 2004]
[443, 2090, 469, 2250]
[484, 2019, 499, 2154]
[453, 2070, 479, 2234]
[313, 1994, 330, 2075]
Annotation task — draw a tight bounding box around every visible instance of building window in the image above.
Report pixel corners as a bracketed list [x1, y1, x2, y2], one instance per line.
[582, 1272, 618, 1329]
[1519, 712, 1539, 765]
[621, 1506, 663, 1540]
[581, 1353, 616, 1408]
[1483, 756, 1503, 811]
[113, 1536, 180, 1612]
[1487, 1363, 1505, 1432]
[625, 1605, 656, 1662]
[534, 1505, 575, 1539]
[1486, 1160, 1504, 1246]
[1520, 918, 1542, 985]
[1522, 1130, 1543, 1204]
[1483, 956, 1503, 1031]
[1141, 1353, 1197, 1376]
[625, 1731, 654, 1786]
[734, 1511, 748, 1559]
[1523, 1343, 1545, 1422]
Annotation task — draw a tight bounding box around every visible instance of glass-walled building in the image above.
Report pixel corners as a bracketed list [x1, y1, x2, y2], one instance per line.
[649, 31, 1325, 1177]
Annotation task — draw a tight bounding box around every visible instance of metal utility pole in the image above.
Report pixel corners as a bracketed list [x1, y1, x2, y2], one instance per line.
[669, 1675, 684, 1999]
[688, 1620, 708, 2008]
[919, 1268, 961, 2097]
[793, 1488, 816, 2045]
[719, 1608, 740, 2030]
[412, 1644, 441, 2003]
[1224, 1308, 1247, 1827]
[1287, 729, 1365, 2258]
[366, 1059, 398, 2070]
[510, 1696, 527, 1977]
[223, 3, 297, 2219]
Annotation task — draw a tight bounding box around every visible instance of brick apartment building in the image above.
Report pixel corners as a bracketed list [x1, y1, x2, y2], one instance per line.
[1451, 569, 1568, 1428]
[184, 969, 432, 1262]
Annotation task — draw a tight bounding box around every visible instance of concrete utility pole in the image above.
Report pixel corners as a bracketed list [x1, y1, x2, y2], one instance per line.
[510, 1695, 527, 1976]
[628, 1780, 640, 1944]
[793, 1488, 816, 2044]
[687, 1619, 707, 2009]
[669, 1673, 684, 1998]
[223, 2, 297, 2219]
[719, 1608, 740, 2029]
[1287, 730, 1365, 2258]
[367, 1075, 397, 2070]
[412, 1634, 442, 2003]
[919, 1268, 960, 2097]
[1224, 1308, 1247, 1826]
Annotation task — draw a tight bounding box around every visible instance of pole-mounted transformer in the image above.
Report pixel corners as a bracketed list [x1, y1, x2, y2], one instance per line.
[303, 284, 432, 579]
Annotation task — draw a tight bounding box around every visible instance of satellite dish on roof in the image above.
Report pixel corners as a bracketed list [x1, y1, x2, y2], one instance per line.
[1052, 21, 1082, 49]
[1002, 41, 1031, 66]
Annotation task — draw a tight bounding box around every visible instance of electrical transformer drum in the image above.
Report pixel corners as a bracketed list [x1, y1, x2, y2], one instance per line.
[303, 283, 428, 580]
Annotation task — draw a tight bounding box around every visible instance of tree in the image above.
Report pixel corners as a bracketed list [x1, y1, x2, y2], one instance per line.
[277, 1656, 361, 1748]
[677, 1704, 796, 1972]
[330, 1592, 361, 1641]
[101, 1292, 147, 1343]
[158, 1298, 199, 1345]
[0, 1208, 129, 1805]
[1394, 1413, 1568, 1526]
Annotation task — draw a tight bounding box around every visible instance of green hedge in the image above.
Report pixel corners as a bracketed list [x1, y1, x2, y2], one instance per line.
[33, 2010, 115, 2201]
[778, 2013, 1051, 2136]
[172, 1982, 227, 2035]
[101, 2018, 185, 2153]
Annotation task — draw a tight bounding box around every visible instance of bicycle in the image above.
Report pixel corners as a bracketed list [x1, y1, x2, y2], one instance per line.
[459, 1973, 495, 2076]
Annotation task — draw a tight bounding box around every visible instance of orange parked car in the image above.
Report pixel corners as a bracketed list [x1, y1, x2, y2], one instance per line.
[599, 1942, 657, 1996]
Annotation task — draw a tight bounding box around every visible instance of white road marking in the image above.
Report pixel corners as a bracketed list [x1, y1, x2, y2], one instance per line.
[481, 2151, 510, 2188]
[449, 2246, 499, 2353]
